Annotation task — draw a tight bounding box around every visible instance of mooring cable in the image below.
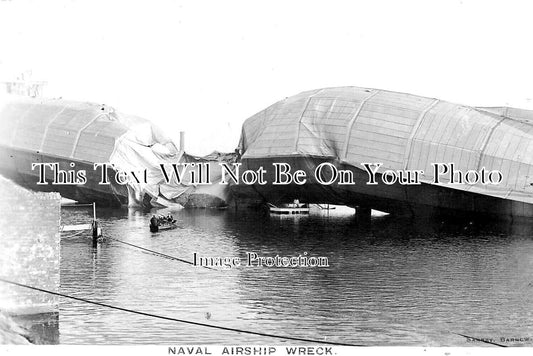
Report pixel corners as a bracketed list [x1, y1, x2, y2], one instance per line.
[105, 237, 216, 271]
[59, 223, 214, 270]
[0, 277, 362, 346]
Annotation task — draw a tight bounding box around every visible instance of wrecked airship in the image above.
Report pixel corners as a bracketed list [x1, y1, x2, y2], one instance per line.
[0, 95, 230, 208]
[232, 86, 533, 219]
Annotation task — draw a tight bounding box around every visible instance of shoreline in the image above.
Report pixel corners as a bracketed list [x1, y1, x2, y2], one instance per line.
[0, 310, 31, 345]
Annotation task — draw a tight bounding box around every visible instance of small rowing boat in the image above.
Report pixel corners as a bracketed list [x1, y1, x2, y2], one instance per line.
[150, 220, 178, 232]
[268, 202, 310, 215]
[157, 221, 178, 231]
[150, 215, 178, 232]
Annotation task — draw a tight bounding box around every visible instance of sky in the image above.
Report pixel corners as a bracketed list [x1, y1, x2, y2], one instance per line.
[1, 0, 532, 155]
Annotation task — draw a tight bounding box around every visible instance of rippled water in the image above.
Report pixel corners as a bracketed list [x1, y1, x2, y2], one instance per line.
[58, 206, 533, 346]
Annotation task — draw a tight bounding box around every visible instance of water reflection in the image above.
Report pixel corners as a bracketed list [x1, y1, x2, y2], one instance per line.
[58, 206, 533, 346]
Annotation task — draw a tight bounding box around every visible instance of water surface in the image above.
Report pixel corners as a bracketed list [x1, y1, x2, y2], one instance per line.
[59, 206, 533, 346]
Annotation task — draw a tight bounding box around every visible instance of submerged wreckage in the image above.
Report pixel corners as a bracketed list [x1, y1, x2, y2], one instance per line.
[1, 86, 533, 219]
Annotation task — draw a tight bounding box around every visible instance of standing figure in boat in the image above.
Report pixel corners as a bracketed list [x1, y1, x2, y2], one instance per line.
[150, 215, 160, 232]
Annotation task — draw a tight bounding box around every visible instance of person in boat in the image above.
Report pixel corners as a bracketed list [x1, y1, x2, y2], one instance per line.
[286, 199, 301, 208]
[166, 212, 174, 223]
[150, 215, 159, 232]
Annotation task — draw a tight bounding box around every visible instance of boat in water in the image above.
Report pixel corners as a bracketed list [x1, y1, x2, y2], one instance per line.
[152, 221, 178, 232]
[268, 201, 310, 215]
[149, 215, 178, 232]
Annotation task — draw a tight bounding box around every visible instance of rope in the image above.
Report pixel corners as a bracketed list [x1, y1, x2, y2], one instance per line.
[106, 237, 217, 271]
[60, 229, 216, 271]
[0, 278, 362, 346]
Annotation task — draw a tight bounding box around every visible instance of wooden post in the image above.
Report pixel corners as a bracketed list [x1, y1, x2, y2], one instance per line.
[92, 202, 98, 245]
